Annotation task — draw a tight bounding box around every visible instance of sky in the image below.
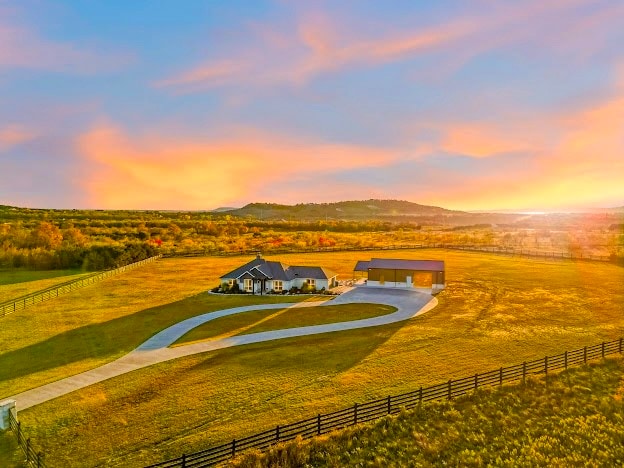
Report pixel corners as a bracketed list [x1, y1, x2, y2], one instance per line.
[1, 0, 623, 212]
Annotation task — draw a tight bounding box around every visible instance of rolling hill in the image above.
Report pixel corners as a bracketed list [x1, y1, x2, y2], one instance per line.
[220, 199, 462, 221]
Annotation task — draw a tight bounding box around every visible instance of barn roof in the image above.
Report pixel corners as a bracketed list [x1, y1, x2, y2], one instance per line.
[353, 260, 371, 272]
[365, 258, 445, 272]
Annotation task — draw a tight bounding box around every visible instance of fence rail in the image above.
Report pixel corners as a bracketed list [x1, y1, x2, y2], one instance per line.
[146, 337, 624, 468]
[0, 255, 162, 317]
[164, 243, 612, 263]
[8, 409, 46, 468]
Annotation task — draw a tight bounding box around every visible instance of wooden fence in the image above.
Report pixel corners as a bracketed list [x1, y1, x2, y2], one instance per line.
[8, 409, 46, 468]
[146, 338, 624, 468]
[0, 255, 162, 317]
[164, 244, 612, 263]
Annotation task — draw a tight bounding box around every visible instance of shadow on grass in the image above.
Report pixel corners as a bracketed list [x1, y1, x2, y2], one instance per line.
[0, 294, 322, 392]
[189, 320, 407, 377]
[0, 294, 237, 387]
[0, 269, 83, 287]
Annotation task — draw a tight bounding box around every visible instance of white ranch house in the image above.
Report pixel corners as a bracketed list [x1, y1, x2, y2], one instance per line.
[220, 254, 338, 294]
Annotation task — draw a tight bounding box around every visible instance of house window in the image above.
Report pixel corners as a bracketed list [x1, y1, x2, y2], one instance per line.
[273, 280, 283, 292]
[244, 279, 253, 292]
[228, 279, 234, 286]
[306, 279, 316, 288]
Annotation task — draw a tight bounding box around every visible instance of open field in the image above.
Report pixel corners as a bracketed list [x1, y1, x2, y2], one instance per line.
[174, 303, 395, 345]
[0, 257, 327, 397]
[0, 269, 86, 302]
[10, 249, 624, 467]
[229, 357, 624, 467]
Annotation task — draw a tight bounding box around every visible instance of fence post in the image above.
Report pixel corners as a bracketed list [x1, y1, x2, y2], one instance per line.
[474, 373, 478, 390]
[499, 367, 503, 386]
[584, 346, 587, 364]
[181, 453, 186, 468]
[620, 338, 623, 354]
[232, 439, 236, 458]
[419, 386, 423, 405]
[354, 403, 358, 425]
[317, 414, 321, 435]
[26, 438, 31, 462]
[522, 362, 526, 383]
[544, 356, 548, 375]
[447, 379, 452, 400]
[601, 342, 605, 358]
[276, 425, 280, 441]
[37, 452, 42, 468]
[387, 395, 391, 414]
[564, 351, 568, 369]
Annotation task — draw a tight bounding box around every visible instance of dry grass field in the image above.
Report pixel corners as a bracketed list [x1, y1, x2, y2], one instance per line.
[229, 358, 624, 467]
[4, 249, 624, 466]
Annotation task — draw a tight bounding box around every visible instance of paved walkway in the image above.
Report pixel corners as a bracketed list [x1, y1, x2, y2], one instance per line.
[11, 287, 437, 410]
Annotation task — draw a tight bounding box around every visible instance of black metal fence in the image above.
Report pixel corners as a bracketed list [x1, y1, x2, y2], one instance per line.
[0, 255, 162, 317]
[8, 409, 46, 468]
[146, 338, 624, 468]
[164, 243, 612, 263]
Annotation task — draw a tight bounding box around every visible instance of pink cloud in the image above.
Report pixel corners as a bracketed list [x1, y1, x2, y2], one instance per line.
[0, 7, 132, 73]
[155, 0, 620, 92]
[0, 124, 36, 151]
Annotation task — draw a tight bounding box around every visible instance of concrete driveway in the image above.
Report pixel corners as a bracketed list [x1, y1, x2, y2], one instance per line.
[10, 287, 437, 410]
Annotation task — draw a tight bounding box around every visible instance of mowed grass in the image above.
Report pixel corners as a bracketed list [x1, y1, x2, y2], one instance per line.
[229, 358, 624, 467]
[15, 249, 624, 467]
[174, 303, 396, 345]
[0, 269, 86, 302]
[0, 256, 325, 397]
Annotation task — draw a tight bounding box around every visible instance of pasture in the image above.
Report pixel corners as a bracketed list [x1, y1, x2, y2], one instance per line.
[0, 269, 86, 302]
[229, 357, 624, 467]
[5, 249, 624, 466]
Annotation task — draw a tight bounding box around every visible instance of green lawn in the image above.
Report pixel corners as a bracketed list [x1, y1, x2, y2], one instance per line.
[0, 269, 86, 302]
[0, 257, 324, 398]
[13, 249, 624, 467]
[0, 431, 26, 468]
[174, 303, 396, 346]
[229, 357, 624, 467]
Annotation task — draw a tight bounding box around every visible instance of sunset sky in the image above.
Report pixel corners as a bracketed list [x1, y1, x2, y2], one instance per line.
[1, 0, 623, 211]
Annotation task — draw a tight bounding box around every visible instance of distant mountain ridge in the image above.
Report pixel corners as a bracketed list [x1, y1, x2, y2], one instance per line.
[220, 199, 463, 220]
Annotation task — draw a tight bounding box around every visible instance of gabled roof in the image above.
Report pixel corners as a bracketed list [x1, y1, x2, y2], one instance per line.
[363, 258, 445, 272]
[221, 257, 337, 281]
[354, 260, 370, 272]
[220, 257, 266, 279]
[288, 266, 337, 280]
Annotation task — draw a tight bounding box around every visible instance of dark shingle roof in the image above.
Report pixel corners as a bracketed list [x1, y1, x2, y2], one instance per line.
[221, 257, 337, 280]
[288, 266, 337, 280]
[368, 258, 445, 271]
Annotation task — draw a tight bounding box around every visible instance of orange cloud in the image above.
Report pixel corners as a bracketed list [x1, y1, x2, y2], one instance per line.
[441, 123, 540, 158]
[76, 123, 397, 209]
[0, 125, 35, 151]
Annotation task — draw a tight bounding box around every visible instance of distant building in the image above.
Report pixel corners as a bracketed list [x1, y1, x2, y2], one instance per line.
[354, 258, 445, 291]
[220, 253, 338, 294]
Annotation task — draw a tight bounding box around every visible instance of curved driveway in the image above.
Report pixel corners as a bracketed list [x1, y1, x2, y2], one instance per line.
[11, 287, 437, 410]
